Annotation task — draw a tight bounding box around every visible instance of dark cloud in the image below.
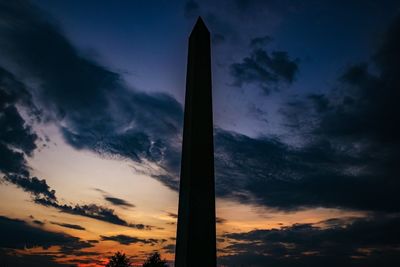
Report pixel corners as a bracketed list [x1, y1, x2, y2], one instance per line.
[0, 250, 74, 267]
[32, 220, 45, 226]
[216, 217, 227, 224]
[145, 116, 398, 214]
[0, 66, 57, 203]
[35, 198, 153, 230]
[0, 65, 37, 158]
[58, 241, 94, 256]
[100, 235, 160, 245]
[67, 257, 103, 266]
[230, 48, 299, 94]
[98, 193, 136, 208]
[214, 127, 400, 212]
[0, 98, 37, 156]
[0, 143, 28, 177]
[0, 215, 93, 251]
[51, 222, 86, 231]
[3, 175, 56, 201]
[104, 196, 135, 208]
[163, 244, 176, 253]
[220, 215, 400, 267]
[166, 212, 178, 219]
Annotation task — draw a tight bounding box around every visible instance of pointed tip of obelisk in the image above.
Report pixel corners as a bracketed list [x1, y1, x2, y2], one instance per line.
[191, 16, 209, 34]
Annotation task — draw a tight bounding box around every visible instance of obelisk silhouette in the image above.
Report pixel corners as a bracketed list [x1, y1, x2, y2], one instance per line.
[175, 17, 216, 267]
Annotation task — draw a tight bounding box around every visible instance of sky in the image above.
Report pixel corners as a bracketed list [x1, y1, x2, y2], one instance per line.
[0, 0, 400, 266]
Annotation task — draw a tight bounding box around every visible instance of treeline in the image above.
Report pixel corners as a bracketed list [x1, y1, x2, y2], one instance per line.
[105, 251, 168, 267]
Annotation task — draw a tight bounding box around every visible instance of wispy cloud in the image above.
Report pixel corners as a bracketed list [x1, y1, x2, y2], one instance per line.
[51, 222, 86, 231]
[100, 234, 165, 246]
[35, 198, 153, 230]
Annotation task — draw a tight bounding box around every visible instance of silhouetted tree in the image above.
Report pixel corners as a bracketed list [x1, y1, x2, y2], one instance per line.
[106, 251, 132, 267]
[142, 252, 168, 267]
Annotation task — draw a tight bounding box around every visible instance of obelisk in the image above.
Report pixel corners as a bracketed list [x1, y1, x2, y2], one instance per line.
[174, 17, 216, 267]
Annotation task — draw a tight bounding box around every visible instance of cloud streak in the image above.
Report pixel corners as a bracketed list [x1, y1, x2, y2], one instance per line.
[51, 222, 86, 231]
[100, 234, 163, 246]
[35, 198, 153, 230]
[104, 196, 135, 208]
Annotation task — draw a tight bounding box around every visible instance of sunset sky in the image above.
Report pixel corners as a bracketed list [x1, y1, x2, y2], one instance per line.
[1, 1, 400, 266]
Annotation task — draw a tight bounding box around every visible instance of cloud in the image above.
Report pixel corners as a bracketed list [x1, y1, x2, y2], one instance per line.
[0, 215, 93, 251]
[0, 94, 37, 155]
[220, 215, 400, 267]
[165, 212, 226, 225]
[0, 66, 57, 202]
[104, 196, 135, 208]
[214, 127, 400, 212]
[0, 250, 74, 267]
[51, 222, 86, 231]
[166, 212, 178, 219]
[3, 175, 57, 201]
[230, 48, 299, 94]
[159, 126, 388, 212]
[32, 219, 45, 226]
[163, 244, 176, 253]
[216, 217, 227, 224]
[35, 198, 153, 230]
[0, 143, 28, 178]
[94, 189, 136, 208]
[100, 234, 161, 245]
[0, 65, 37, 159]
